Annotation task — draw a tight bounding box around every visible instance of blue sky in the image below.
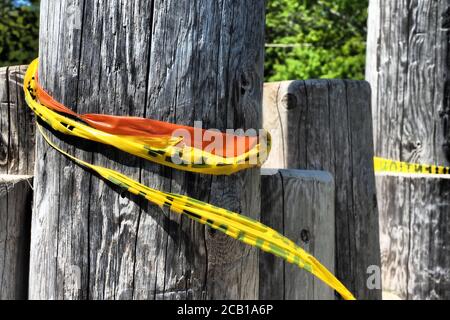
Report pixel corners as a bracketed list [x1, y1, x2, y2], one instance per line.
[13, 0, 32, 6]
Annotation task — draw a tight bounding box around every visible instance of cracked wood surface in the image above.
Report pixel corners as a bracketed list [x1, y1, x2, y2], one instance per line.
[262, 80, 382, 300]
[0, 66, 35, 176]
[260, 169, 335, 300]
[0, 175, 32, 300]
[30, 0, 265, 300]
[366, 0, 450, 299]
[0, 65, 34, 300]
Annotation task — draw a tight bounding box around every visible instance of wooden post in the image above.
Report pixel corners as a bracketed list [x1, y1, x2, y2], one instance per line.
[0, 175, 32, 300]
[263, 80, 382, 300]
[30, 0, 265, 299]
[0, 66, 34, 300]
[366, 0, 450, 299]
[0, 66, 35, 176]
[260, 169, 335, 300]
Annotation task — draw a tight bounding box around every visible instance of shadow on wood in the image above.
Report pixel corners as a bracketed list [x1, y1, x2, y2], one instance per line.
[263, 80, 382, 300]
[0, 175, 32, 300]
[30, 0, 265, 300]
[0, 65, 34, 300]
[260, 169, 335, 300]
[366, 0, 450, 300]
[0, 66, 35, 176]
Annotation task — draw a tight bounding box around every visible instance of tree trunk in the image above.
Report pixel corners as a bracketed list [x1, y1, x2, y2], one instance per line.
[30, 0, 265, 300]
[260, 169, 335, 300]
[263, 80, 382, 300]
[366, 0, 450, 299]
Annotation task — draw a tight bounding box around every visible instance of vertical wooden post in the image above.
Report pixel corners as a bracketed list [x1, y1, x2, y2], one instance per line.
[0, 65, 34, 300]
[263, 80, 381, 300]
[0, 176, 32, 300]
[0, 66, 35, 176]
[366, 0, 450, 299]
[30, 0, 265, 299]
[260, 169, 335, 300]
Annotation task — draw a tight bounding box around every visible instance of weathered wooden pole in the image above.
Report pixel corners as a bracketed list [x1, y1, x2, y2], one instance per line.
[263, 80, 382, 300]
[0, 175, 32, 300]
[0, 65, 34, 300]
[260, 169, 335, 300]
[0, 66, 35, 176]
[366, 0, 450, 299]
[30, 0, 265, 299]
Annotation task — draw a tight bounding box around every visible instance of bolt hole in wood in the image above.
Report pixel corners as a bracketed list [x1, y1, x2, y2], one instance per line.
[405, 140, 422, 152]
[300, 229, 310, 244]
[281, 93, 298, 110]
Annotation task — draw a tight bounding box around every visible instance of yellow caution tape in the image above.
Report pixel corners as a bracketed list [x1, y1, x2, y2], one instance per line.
[24, 59, 356, 300]
[374, 157, 450, 178]
[25, 59, 270, 176]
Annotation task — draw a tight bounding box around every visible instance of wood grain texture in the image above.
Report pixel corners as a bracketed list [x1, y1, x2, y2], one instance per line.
[30, 0, 265, 300]
[0, 175, 32, 300]
[0, 66, 35, 175]
[366, 0, 450, 299]
[262, 80, 381, 300]
[260, 169, 335, 300]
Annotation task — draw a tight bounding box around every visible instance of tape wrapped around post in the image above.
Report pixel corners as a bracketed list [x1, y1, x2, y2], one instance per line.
[374, 157, 450, 179]
[24, 58, 356, 300]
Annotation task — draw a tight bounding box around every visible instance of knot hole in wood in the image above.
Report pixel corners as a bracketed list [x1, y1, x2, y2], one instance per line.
[300, 229, 311, 244]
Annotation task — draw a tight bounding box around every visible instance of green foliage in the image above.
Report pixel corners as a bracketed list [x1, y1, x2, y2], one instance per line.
[0, 0, 40, 67]
[0, 0, 367, 79]
[265, 0, 368, 81]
